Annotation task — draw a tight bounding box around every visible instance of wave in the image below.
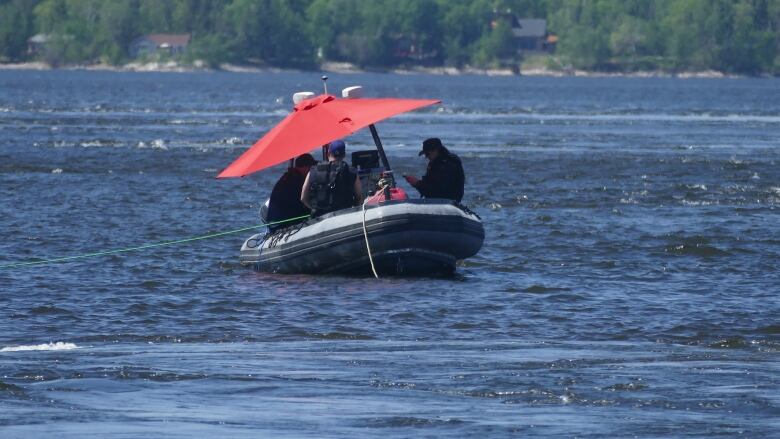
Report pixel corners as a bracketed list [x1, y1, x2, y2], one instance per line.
[11, 107, 289, 119]
[664, 235, 731, 257]
[408, 110, 780, 124]
[219, 136, 244, 145]
[136, 139, 168, 150]
[357, 416, 465, 428]
[79, 139, 122, 148]
[13, 104, 780, 125]
[0, 342, 79, 352]
[523, 285, 572, 294]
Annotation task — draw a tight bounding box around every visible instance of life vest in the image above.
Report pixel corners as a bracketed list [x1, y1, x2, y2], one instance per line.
[308, 161, 355, 214]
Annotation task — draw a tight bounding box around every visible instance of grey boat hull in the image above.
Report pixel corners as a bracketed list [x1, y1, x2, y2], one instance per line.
[240, 199, 484, 276]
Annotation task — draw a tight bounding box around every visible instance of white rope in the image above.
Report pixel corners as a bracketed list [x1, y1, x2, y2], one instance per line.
[362, 197, 380, 279]
[362, 183, 393, 279]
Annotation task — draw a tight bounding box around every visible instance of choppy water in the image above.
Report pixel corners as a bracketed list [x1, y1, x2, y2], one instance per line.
[1, 70, 778, 437]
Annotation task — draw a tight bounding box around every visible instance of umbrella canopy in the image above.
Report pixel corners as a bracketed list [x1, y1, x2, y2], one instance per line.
[217, 94, 440, 178]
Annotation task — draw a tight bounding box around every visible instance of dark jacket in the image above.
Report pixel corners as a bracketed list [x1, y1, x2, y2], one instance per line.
[267, 167, 309, 230]
[307, 161, 357, 216]
[414, 149, 465, 203]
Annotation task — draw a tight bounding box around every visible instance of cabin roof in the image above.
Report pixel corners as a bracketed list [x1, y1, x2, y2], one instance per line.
[512, 19, 547, 38]
[139, 34, 191, 47]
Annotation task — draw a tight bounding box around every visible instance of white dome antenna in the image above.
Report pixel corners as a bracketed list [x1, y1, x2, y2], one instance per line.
[292, 91, 315, 105]
[342, 86, 363, 99]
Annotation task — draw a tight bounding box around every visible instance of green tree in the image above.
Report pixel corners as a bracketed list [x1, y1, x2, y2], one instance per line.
[659, 0, 723, 70]
[437, 0, 491, 66]
[609, 16, 647, 60]
[95, 0, 139, 63]
[716, 0, 776, 73]
[0, 0, 39, 62]
[33, 0, 90, 65]
[0, 0, 776, 74]
[386, 0, 442, 63]
[137, 0, 175, 33]
[222, 0, 314, 67]
[306, 0, 357, 60]
[472, 18, 517, 66]
[171, 0, 222, 34]
[549, 0, 612, 69]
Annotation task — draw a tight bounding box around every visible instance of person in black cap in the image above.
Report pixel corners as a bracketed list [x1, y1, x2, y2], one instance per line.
[404, 138, 465, 203]
[266, 153, 317, 231]
[301, 140, 363, 217]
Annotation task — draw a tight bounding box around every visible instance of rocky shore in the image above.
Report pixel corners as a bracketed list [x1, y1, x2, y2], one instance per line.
[0, 60, 746, 79]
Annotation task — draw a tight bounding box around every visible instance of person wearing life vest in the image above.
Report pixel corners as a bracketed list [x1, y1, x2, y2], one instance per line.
[301, 140, 363, 217]
[266, 153, 317, 231]
[403, 138, 465, 203]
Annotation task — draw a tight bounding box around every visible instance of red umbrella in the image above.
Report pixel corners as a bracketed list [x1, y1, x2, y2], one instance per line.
[217, 94, 440, 178]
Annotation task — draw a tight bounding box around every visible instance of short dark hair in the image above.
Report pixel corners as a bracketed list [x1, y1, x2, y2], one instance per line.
[294, 153, 316, 167]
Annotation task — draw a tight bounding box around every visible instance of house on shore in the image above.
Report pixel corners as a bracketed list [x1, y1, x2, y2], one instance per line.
[492, 11, 557, 53]
[391, 35, 439, 63]
[27, 33, 77, 57]
[27, 34, 51, 55]
[130, 34, 191, 58]
[511, 18, 552, 51]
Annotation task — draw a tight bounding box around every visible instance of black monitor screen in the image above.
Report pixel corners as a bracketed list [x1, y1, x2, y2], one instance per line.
[352, 150, 380, 169]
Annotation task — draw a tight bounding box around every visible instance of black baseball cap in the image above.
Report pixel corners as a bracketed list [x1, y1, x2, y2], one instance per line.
[419, 138, 443, 156]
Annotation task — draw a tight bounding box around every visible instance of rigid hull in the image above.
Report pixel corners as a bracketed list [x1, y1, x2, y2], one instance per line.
[240, 199, 484, 276]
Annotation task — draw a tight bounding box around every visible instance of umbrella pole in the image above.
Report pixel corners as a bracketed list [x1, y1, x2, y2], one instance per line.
[368, 124, 392, 173]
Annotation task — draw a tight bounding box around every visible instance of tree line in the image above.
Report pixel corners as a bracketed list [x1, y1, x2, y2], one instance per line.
[1, 0, 778, 74]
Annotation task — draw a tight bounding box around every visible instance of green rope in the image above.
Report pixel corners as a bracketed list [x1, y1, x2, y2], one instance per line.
[0, 214, 310, 270]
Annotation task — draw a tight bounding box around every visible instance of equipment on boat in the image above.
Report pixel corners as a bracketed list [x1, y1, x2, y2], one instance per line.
[219, 85, 484, 276]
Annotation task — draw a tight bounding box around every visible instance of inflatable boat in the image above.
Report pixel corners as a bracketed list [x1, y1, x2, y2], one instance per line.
[241, 198, 483, 276]
[219, 83, 484, 276]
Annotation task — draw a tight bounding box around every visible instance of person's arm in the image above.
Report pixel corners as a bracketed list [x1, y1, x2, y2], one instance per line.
[403, 174, 419, 187]
[412, 167, 436, 197]
[353, 175, 363, 204]
[300, 172, 312, 209]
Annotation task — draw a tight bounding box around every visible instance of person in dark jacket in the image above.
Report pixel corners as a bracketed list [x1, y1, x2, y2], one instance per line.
[266, 153, 317, 231]
[403, 138, 464, 203]
[301, 140, 363, 217]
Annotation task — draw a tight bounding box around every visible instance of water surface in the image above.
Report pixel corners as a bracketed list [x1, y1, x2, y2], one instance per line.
[1, 71, 778, 437]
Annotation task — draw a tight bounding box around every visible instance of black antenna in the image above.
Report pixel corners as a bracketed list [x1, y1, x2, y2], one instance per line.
[321, 75, 328, 94]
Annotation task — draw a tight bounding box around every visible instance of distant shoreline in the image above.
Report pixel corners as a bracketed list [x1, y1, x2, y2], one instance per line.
[0, 60, 755, 79]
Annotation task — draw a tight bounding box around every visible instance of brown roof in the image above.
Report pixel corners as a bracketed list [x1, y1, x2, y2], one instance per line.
[144, 34, 191, 47]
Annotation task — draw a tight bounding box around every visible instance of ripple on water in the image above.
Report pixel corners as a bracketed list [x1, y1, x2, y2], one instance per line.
[663, 235, 731, 257]
[523, 285, 572, 294]
[28, 306, 73, 316]
[356, 416, 467, 428]
[708, 336, 751, 349]
[0, 380, 26, 397]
